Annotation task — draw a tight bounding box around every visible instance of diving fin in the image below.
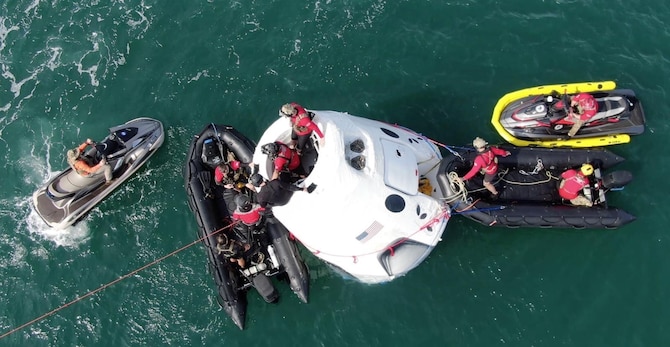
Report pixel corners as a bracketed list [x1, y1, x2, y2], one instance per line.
[198, 171, 214, 198]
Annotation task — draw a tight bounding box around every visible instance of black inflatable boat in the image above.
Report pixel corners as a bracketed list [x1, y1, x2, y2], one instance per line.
[436, 145, 635, 229]
[184, 124, 310, 329]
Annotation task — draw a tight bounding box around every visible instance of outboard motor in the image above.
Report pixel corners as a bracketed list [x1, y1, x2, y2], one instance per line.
[601, 170, 633, 189]
[251, 272, 279, 303]
[201, 138, 224, 167]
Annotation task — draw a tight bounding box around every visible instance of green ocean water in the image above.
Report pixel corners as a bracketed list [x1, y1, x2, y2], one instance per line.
[1, 0, 669, 346]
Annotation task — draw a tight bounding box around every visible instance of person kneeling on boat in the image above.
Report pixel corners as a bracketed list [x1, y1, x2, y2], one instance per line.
[564, 93, 598, 137]
[246, 173, 313, 208]
[215, 160, 248, 190]
[232, 194, 264, 227]
[558, 164, 594, 207]
[215, 233, 250, 268]
[261, 141, 304, 180]
[461, 137, 510, 197]
[66, 138, 113, 183]
[279, 102, 325, 154]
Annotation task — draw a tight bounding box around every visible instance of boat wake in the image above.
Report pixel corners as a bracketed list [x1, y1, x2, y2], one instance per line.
[25, 202, 92, 248]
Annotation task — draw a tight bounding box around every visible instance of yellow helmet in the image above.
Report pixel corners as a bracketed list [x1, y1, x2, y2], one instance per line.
[580, 164, 594, 176]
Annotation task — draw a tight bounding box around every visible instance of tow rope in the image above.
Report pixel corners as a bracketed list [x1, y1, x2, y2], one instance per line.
[386, 122, 466, 161]
[0, 221, 237, 340]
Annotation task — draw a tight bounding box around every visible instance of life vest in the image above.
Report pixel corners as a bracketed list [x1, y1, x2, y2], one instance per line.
[73, 158, 95, 176]
[214, 166, 227, 184]
[418, 177, 433, 195]
[217, 241, 235, 257]
[291, 111, 315, 134]
[477, 150, 499, 175]
[559, 169, 588, 200]
[233, 207, 262, 226]
[572, 93, 598, 121]
[275, 143, 300, 171]
[216, 239, 242, 258]
[215, 164, 244, 185]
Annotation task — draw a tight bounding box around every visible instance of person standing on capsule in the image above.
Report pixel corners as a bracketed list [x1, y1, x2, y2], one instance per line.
[279, 103, 325, 154]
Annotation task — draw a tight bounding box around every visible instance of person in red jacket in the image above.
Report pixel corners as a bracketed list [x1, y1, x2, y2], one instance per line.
[461, 137, 511, 196]
[214, 160, 246, 190]
[558, 164, 594, 207]
[66, 138, 113, 183]
[566, 93, 598, 137]
[279, 103, 325, 154]
[232, 194, 264, 226]
[261, 141, 302, 180]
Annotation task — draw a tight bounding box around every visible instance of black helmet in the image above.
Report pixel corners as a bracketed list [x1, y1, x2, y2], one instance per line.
[261, 142, 279, 157]
[250, 173, 264, 187]
[234, 194, 252, 212]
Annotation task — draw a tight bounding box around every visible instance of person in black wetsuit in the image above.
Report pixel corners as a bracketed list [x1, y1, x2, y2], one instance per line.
[245, 173, 313, 208]
[215, 233, 249, 268]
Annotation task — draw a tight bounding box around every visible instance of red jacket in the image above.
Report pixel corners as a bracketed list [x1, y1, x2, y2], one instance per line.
[462, 147, 508, 180]
[232, 205, 264, 225]
[572, 93, 598, 121]
[273, 142, 301, 172]
[289, 103, 324, 138]
[559, 169, 590, 200]
[214, 166, 226, 184]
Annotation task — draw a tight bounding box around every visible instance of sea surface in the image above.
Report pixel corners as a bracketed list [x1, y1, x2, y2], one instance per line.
[1, 0, 669, 346]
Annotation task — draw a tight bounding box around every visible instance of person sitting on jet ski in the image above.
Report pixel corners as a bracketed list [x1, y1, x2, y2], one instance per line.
[565, 93, 598, 137]
[261, 141, 304, 180]
[66, 138, 113, 183]
[279, 102, 325, 155]
[558, 164, 594, 207]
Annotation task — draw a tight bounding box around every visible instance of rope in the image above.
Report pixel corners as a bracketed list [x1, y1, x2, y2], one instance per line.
[0, 222, 237, 340]
[519, 159, 544, 176]
[498, 168, 561, 186]
[385, 123, 466, 161]
[440, 171, 469, 204]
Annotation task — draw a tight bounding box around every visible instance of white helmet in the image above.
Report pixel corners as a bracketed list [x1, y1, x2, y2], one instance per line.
[279, 103, 296, 117]
[472, 137, 488, 150]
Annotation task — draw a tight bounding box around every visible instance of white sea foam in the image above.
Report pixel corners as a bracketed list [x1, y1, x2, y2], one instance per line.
[24, 195, 92, 248]
[0, 18, 20, 53]
[19, 146, 92, 248]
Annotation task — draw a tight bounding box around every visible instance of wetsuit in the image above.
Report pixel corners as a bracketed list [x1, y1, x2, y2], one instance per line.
[257, 176, 302, 208]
